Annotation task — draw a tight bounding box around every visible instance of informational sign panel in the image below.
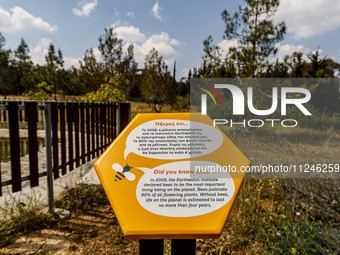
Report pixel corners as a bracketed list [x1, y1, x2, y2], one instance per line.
[94, 113, 250, 239]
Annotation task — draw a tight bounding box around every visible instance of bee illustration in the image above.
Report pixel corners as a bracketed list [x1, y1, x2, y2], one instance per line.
[112, 163, 136, 181]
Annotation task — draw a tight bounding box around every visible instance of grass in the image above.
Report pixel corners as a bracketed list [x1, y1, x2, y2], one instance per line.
[130, 101, 189, 118]
[0, 203, 56, 247]
[51, 125, 339, 254]
[52, 180, 339, 254]
[223, 178, 339, 254]
[1, 176, 338, 253]
[55, 184, 140, 254]
[54, 183, 109, 214]
[220, 126, 340, 254]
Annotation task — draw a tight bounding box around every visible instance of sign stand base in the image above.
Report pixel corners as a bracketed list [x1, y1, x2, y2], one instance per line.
[171, 239, 196, 255]
[139, 239, 164, 255]
[139, 239, 196, 254]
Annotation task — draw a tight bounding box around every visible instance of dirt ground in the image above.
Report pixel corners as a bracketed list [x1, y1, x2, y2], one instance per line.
[0, 205, 137, 255]
[0, 204, 242, 255]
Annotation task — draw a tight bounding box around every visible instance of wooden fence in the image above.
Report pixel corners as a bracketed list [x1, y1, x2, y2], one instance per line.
[0, 101, 131, 198]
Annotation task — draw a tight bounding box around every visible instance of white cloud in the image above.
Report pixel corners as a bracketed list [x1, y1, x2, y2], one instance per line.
[180, 68, 190, 78]
[114, 8, 119, 16]
[135, 32, 177, 65]
[170, 38, 181, 46]
[311, 48, 322, 55]
[275, 0, 340, 39]
[92, 48, 102, 60]
[217, 39, 239, 59]
[217, 40, 311, 63]
[217, 39, 239, 52]
[152, 1, 164, 22]
[30, 38, 80, 69]
[275, 43, 310, 61]
[73, 0, 98, 17]
[64, 56, 81, 69]
[111, 25, 180, 66]
[113, 26, 146, 43]
[30, 38, 52, 65]
[127, 11, 135, 18]
[0, 6, 57, 33]
[111, 20, 128, 28]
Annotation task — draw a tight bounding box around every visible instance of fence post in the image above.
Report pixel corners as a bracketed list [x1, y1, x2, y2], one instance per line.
[44, 102, 54, 214]
[113, 103, 117, 138]
[74, 102, 80, 167]
[67, 103, 74, 171]
[118, 103, 131, 133]
[117, 103, 121, 134]
[51, 102, 59, 180]
[25, 102, 39, 187]
[91, 103, 95, 159]
[95, 103, 100, 156]
[8, 102, 21, 193]
[85, 103, 91, 161]
[59, 103, 67, 175]
[80, 103, 86, 164]
[40, 100, 44, 129]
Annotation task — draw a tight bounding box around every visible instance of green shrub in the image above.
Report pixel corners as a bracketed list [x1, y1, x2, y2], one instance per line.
[55, 183, 109, 214]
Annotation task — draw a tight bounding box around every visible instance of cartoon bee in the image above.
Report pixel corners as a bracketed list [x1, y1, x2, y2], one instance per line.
[112, 163, 136, 181]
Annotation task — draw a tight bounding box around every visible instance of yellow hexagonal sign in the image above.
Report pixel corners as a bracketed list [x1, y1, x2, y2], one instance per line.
[94, 113, 250, 239]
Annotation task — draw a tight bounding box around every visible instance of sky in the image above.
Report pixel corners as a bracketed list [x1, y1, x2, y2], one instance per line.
[0, 0, 340, 78]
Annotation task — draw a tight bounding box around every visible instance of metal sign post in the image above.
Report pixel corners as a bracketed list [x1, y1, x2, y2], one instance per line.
[44, 102, 54, 214]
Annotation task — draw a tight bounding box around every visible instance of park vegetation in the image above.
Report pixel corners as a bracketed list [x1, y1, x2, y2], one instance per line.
[0, 27, 189, 112]
[0, 1, 339, 253]
[0, 0, 339, 119]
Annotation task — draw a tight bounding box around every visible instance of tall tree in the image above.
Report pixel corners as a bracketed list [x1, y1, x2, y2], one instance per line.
[45, 43, 64, 99]
[201, 35, 222, 77]
[98, 27, 123, 76]
[288, 52, 305, 78]
[169, 61, 177, 108]
[264, 58, 289, 78]
[79, 48, 103, 93]
[118, 44, 138, 97]
[0, 32, 4, 50]
[14, 38, 30, 63]
[306, 49, 330, 78]
[305, 49, 340, 114]
[0, 33, 12, 97]
[222, 0, 286, 77]
[14, 38, 34, 93]
[200, 35, 238, 78]
[141, 48, 172, 112]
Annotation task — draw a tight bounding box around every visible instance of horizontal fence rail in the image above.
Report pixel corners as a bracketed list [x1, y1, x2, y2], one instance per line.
[0, 100, 131, 197]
